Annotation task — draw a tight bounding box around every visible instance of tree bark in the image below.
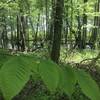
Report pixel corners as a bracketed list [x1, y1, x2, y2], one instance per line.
[51, 0, 64, 63]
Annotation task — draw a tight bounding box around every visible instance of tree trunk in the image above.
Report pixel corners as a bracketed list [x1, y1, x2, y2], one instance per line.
[89, 0, 99, 49]
[16, 15, 21, 51]
[81, 0, 88, 49]
[51, 0, 64, 63]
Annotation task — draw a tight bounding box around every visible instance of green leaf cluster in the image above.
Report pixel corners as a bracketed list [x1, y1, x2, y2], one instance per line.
[0, 52, 100, 100]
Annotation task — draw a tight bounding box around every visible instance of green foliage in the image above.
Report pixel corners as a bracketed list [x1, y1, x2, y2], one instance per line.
[21, 55, 40, 73]
[0, 52, 100, 100]
[0, 49, 11, 69]
[76, 70, 100, 100]
[0, 56, 31, 100]
[58, 65, 76, 97]
[38, 59, 59, 91]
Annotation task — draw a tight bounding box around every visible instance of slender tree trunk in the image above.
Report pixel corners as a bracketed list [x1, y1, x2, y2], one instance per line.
[11, 22, 14, 49]
[16, 15, 21, 51]
[29, 17, 35, 34]
[70, 0, 73, 49]
[51, 0, 64, 63]
[81, 0, 88, 49]
[77, 9, 82, 49]
[2, 16, 8, 49]
[45, 0, 49, 39]
[48, 0, 56, 42]
[89, 0, 99, 49]
[20, 15, 26, 51]
[64, 3, 69, 46]
[34, 13, 40, 45]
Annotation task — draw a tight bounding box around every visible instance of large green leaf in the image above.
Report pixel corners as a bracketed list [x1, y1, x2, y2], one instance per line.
[0, 56, 31, 100]
[38, 59, 60, 91]
[59, 65, 76, 97]
[21, 55, 40, 73]
[0, 54, 11, 69]
[0, 49, 12, 69]
[76, 70, 100, 100]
